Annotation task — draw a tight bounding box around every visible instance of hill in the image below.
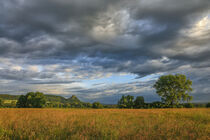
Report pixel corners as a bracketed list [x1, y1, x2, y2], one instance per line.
[67, 95, 81, 103]
[0, 94, 82, 104]
[0, 94, 20, 100]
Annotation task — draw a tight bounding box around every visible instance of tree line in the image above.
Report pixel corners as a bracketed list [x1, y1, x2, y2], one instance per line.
[15, 92, 106, 109]
[0, 74, 210, 108]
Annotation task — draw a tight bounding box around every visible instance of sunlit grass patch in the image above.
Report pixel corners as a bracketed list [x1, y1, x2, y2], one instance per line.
[0, 108, 209, 140]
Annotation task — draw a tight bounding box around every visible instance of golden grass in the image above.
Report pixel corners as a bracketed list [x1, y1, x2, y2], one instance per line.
[0, 108, 209, 140]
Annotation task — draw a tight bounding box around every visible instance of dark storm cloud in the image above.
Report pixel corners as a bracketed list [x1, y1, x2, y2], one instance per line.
[0, 0, 209, 62]
[130, 0, 209, 41]
[0, 0, 210, 103]
[0, 69, 54, 81]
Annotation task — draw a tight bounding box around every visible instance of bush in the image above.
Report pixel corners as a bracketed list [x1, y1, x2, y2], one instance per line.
[92, 102, 103, 109]
[150, 101, 165, 108]
[176, 104, 184, 108]
[184, 103, 194, 108]
[206, 103, 210, 108]
[0, 99, 3, 107]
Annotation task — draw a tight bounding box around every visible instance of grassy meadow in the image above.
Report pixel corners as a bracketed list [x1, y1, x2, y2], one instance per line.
[0, 108, 209, 140]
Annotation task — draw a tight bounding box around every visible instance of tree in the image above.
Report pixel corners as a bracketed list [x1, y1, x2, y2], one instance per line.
[0, 98, 3, 107]
[83, 103, 92, 108]
[17, 92, 46, 108]
[206, 103, 210, 108]
[118, 95, 134, 108]
[92, 102, 103, 109]
[153, 74, 193, 107]
[134, 96, 145, 108]
[184, 103, 194, 108]
[16, 95, 27, 108]
[150, 101, 165, 108]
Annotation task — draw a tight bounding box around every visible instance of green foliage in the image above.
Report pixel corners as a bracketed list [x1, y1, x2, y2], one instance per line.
[83, 103, 92, 108]
[70, 102, 84, 108]
[16, 95, 27, 108]
[118, 95, 134, 108]
[40, 95, 92, 108]
[45, 95, 67, 103]
[153, 74, 193, 106]
[0, 94, 20, 100]
[0, 99, 3, 107]
[103, 104, 118, 108]
[184, 103, 194, 108]
[17, 92, 46, 108]
[150, 101, 166, 108]
[92, 102, 103, 109]
[134, 96, 145, 108]
[206, 103, 210, 108]
[3, 100, 17, 108]
[194, 103, 206, 108]
[39, 95, 82, 105]
[67, 95, 80, 103]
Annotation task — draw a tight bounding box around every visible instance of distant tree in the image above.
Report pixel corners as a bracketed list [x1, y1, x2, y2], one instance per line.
[153, 74, 193, 107]
[184, 103, 194, 108]
[134, 96, 145, 108]
[206, 103, 210, 108]
[92, 102, 103, 109]
[176, 104, 184, 108]
[16, 95, 27, 108]
[142, 103, 150, 109]
[64, 103, 71, 108]
[45, 102, 53, 108]
[150, 101, 165, 108]
[52, 102, 60, 108]
[193, 103, 205, 108]
[17, 92, 46, 108]
[0, 98, 3, 107]
[118, 95, 134, 108]
[83, 103, 92, 108]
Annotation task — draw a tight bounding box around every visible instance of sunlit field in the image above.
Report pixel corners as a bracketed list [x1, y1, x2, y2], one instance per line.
[0, 108, 209, 140]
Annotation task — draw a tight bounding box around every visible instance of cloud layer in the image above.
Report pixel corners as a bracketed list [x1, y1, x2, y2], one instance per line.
[0, 0, 210, 103]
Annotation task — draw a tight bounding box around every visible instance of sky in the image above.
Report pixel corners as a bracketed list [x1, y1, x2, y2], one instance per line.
[0, 0, 210, 104]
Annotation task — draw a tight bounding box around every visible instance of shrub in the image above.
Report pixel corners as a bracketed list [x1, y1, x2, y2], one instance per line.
[206, 102, 210, 108]
[184, 103, 194, 108]
[92, 102, 103, 109]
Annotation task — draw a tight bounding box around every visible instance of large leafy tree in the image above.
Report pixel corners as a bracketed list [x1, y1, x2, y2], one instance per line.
[118, 95, 134, 108]
[17, 92, 46, 108]
[134, 96, 145, 108]
[153, 74, 193, 106]
[16, 95, 27, 108]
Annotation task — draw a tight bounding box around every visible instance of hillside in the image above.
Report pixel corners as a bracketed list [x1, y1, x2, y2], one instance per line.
[0, 94, 20, 100]
[67, 95, 81, 103]
[45, 95, 68, 103]
[0, 94, 82, 104]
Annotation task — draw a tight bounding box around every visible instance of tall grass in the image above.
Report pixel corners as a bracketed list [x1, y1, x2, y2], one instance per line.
[0, 108, 209, 140]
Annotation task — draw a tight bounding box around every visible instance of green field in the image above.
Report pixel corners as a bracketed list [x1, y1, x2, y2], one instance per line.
[0, 108, 209, 140]
[3, 100, 17, 104]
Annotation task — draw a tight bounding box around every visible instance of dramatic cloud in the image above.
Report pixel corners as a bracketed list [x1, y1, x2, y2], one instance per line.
[0, 0, 209, 103]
